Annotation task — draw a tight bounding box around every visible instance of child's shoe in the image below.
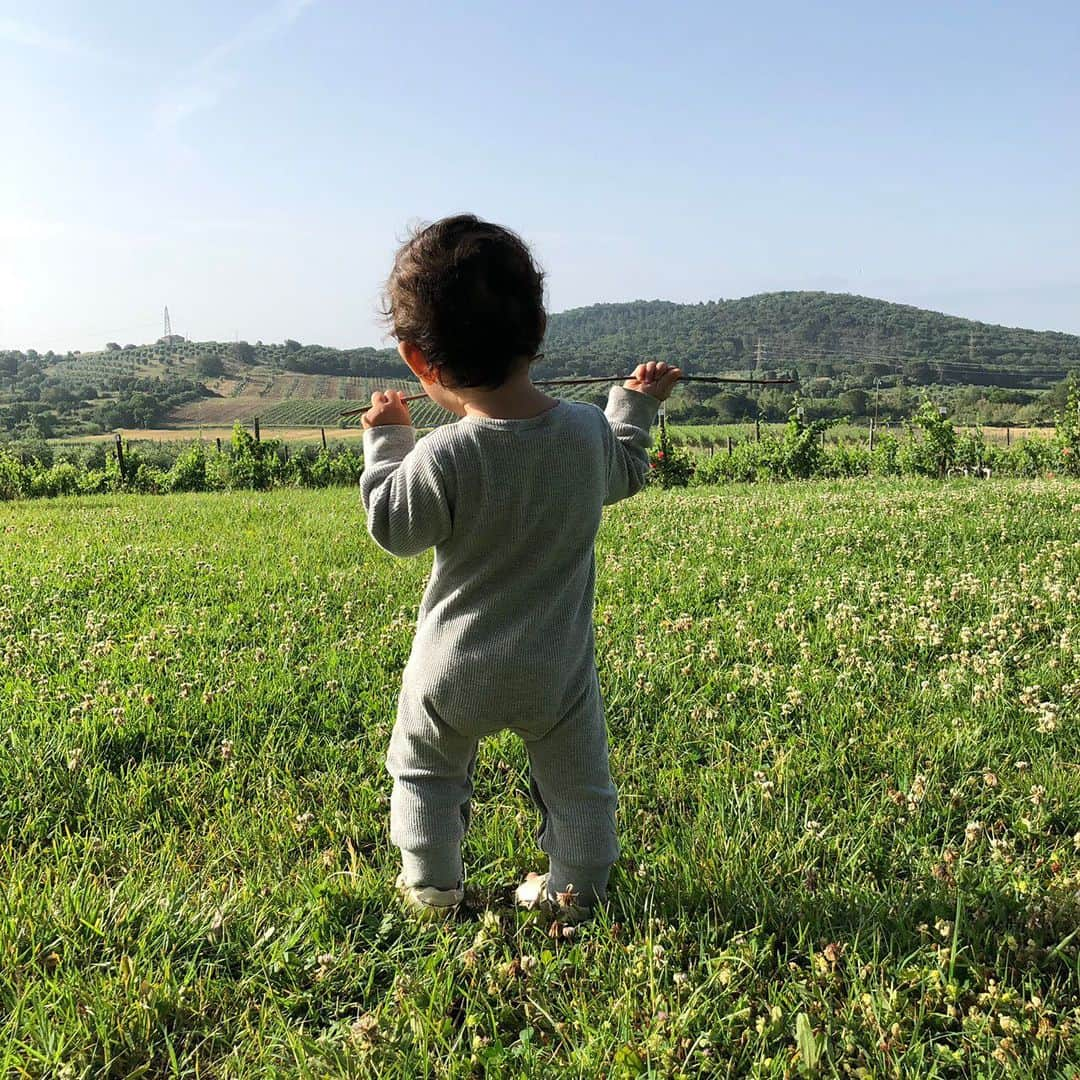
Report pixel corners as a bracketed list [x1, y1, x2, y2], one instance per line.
[514, 872, 593, 924]
[395, 873, 463, 921]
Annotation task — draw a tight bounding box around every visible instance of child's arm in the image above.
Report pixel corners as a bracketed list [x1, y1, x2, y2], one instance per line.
[604, 362, 681, 504]
[360, 392, 452, 556]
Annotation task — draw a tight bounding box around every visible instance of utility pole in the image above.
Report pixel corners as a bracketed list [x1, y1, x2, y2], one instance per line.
[753, 339, 764, 442]
[870, 376, 881, 451]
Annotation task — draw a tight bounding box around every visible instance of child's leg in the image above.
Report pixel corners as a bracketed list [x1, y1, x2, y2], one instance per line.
[386, 687, 478, 890]
[523, 680, 618, 906]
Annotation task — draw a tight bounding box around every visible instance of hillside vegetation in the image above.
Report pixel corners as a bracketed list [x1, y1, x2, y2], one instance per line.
[537, 293, 1080, 385]
[3, 293, 1078, 439]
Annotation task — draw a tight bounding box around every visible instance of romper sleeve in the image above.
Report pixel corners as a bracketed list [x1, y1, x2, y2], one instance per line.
[603, 386, 661, 505]
[361, 426, 452, 556]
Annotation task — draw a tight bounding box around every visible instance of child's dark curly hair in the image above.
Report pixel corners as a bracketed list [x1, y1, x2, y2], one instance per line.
[382, 214, 546, 390]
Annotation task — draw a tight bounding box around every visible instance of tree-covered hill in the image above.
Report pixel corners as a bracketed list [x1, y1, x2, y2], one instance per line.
[3, 292, 1079, 439]
[537, 292, 1080, 387]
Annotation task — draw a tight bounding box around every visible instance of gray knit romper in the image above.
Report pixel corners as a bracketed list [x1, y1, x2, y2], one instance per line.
[361, 386, 658, 900]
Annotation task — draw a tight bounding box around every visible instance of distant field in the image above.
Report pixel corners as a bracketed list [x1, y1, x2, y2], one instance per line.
[973, 425, 1054, 445]
[168, 372, 409, 427]
[165, 373, 460, 427]
[50, 351, 1055, 445]
[57, 417, 1057, 451]
[62, 426, 371, 446]
[668, 422, 1055, 448]
[161, 375, 606, 433]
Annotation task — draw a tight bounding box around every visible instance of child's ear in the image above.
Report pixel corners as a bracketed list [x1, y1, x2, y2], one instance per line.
[398, 341, 438, 384]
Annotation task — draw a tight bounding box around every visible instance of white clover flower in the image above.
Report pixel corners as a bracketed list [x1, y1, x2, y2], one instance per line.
[1036, 708, 1057, 734]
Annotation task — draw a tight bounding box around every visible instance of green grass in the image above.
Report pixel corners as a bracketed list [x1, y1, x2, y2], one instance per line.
[1, 481, 1078, 1076]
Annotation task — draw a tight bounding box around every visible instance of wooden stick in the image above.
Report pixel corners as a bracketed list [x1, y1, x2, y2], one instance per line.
[338, 373, 796, 418]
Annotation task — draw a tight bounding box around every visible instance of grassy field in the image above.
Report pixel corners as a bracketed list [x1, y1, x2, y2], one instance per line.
[1, 482, 1078, 1077]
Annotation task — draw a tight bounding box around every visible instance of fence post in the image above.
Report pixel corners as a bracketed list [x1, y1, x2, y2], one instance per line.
[727, 436, 733, 456]
[254, 417, 261, 443]
[1006, 426, 1011, 448]
[321, 427, 327, 450]
[216, 437, 222, 454]
[114, 434, 125, 480]
[869, 417, 876, 452]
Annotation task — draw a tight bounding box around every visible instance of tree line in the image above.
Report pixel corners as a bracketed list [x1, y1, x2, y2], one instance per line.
[536, 293, 1080, 387]
[5, 292, 1079, 439]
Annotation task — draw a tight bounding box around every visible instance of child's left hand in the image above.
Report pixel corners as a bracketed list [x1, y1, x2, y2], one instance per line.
[362, 390, 413, 429]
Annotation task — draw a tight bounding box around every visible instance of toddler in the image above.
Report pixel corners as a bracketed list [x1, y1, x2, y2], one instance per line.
[361, 214, 680, 921]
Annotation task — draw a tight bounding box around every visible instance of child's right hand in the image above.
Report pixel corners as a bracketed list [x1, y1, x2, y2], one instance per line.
[362, 390, 413, 429]
[624, 361, 681, 401]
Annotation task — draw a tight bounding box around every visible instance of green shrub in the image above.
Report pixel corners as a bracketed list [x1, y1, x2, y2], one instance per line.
[130, 463, 168, 494]
[167, 444, 210, 493]
[0, 452, 30, 499]
[901, 400, 956, 477]
[953, 429, 987, 474]
[205, 453, 232, 491]
[226, 424, 273, 490]
[330, 448, 364, 487]
[28, 461, 82, 498]
[77, 469, 109, 495]
[822, 443, 872, 478]
[309, 448, 335, 488]
[870, 434, 901, 476]
[1055, 386, 1079, 476]
[647, 445, 695, 488]
[692, 440, 771, 484]
[773, 406, 829, 479]
[998, 437, 1058, 478]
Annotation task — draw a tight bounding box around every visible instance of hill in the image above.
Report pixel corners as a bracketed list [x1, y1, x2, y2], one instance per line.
[537, 293, 1080, 386]
[3, 292, 1079, 439]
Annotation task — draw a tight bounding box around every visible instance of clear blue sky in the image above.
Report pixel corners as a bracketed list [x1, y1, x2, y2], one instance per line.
[2, 0, 1078, 352]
